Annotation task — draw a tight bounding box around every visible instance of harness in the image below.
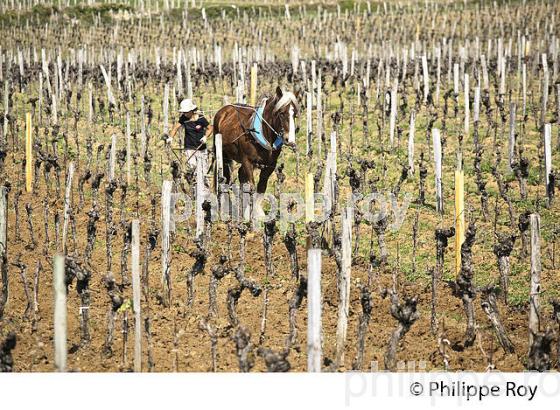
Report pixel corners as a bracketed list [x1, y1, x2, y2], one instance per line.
[229, 100, 284, 151]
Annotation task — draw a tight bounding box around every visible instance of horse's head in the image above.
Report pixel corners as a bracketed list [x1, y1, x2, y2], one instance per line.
[271, 86, 299, 149]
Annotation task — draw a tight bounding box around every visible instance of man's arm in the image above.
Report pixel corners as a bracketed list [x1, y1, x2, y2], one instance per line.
[201, 124, 213, 143]
[169, 122, 182, 139]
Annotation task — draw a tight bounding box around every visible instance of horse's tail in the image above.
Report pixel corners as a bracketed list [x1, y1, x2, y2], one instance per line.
[212, 105, 227, 137]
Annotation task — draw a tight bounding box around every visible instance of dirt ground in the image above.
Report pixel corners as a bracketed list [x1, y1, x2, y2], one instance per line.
[0, 170, 547, 372]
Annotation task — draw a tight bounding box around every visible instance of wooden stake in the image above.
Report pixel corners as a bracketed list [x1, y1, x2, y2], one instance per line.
[508, 103, 516, 172]
[455, 162, 465, 276]
[306, 91, 312, 157]
[25, 112, 32, 192]
[435, 47, 441, 104]
[408, 110, 415, 173]
[453, 63, 459, 95]
[214, 133, 223, 190]
[61, 162, 74, 255]
[100, 64, 116, 107]
[522, 63, 527, 117]
[389, 79, 397, 146]
[88, 82, 93, 123]
[161, 180, 172, 303]
[544, 123, 552, 199]
[126, 112, 131, 185]
[542, 55, 549, 128]
[305, 173, 314, 223]
[317, 69, 323, 158]
[176, 50, 183, 95]
[421, 54, 429, 102]
[131, 219, 141, 372]
[141, 95, 146, 157]
[464, 74, 469, 136]
[307, 247, 322, 372]
[529, 214, 541, 349]
[474, 86, 480, 123]
[196, 154, 205, 238]
[53, 254, 66, 372]
[109, 134, 117, 182]
[250, 63, 257, 107]
[335, 207, 352, 369]
[0, 186, 7, 317]
[432, 128, 443, 213]
[163, 84, 169, 134]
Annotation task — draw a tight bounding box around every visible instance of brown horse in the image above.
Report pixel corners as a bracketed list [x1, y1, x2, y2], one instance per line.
[213, 86, 298, 193]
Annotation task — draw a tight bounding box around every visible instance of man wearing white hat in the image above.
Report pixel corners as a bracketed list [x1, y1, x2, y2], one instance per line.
[169, 98, 213, 169]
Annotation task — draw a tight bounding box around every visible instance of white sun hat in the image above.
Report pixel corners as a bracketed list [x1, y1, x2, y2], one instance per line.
[179, 98, 197, 113]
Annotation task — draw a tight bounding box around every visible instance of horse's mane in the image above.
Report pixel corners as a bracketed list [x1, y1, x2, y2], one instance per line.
[273, 91, 299, 112]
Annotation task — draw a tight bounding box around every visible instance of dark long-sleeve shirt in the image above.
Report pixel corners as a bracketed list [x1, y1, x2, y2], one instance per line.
[179, 114, 209, 150]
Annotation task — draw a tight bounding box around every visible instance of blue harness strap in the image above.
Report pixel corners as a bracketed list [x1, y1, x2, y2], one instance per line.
[250, 105, 283, 151]
[272, 135, 283, 150]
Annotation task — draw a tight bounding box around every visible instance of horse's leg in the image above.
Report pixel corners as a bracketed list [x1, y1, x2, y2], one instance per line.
[257, 166, 275, 194]
[214, 159, 227, 192]
[223, 159, 232, 185]
[239, 159, 255, 189]
[238, 166, 248, 184]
